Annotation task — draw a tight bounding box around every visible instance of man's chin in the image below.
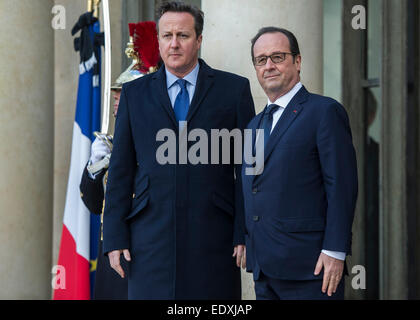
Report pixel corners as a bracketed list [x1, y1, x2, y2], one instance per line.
[166, 60, 182, 69]
[167, 55, 184, 64]
[263, 83, 282, 93]
[166, 63, 195, 77]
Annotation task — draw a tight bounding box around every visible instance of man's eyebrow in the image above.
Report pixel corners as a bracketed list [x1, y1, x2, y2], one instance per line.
[161, 30, 191, 35]
[256, 51, 284, 56]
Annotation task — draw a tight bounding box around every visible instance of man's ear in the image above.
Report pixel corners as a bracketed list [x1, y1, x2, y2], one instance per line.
[197, 34, 203, 50]
[294, 54, 302, 73]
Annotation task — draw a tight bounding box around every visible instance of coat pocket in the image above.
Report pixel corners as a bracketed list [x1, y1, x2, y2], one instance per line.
[125, 175, 150, 221]
[274, 217, 325, 233]
[212, 192, 234, 217]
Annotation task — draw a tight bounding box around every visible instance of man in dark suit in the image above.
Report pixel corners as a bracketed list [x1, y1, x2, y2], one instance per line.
[242, 27, 358, 300]
[102, 1, 255, 299]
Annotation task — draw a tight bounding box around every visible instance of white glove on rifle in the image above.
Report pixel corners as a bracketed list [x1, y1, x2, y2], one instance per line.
[89, 137, 111, 164]
[87, 138, 112, 178]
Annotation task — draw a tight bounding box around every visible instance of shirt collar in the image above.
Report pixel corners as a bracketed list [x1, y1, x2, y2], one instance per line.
[268, 81, 302, 109]
[166, 61, 200, 89]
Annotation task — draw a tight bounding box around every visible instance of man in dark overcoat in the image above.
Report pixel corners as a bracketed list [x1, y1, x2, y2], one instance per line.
[103, 1, 255, 299]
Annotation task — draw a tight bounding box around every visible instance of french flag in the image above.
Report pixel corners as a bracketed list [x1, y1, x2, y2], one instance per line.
[53, 13, 102, 300]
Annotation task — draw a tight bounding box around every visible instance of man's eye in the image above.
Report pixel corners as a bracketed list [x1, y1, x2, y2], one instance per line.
[180, 34, 188, 38]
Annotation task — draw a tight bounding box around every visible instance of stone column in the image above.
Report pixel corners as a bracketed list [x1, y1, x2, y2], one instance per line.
[0, 0, 54, 299]
[201, 0, 323, 299]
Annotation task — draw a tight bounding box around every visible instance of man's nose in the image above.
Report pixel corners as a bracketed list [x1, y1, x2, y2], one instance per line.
[170, 36, 179, 48]
[264, 57, 276, 70]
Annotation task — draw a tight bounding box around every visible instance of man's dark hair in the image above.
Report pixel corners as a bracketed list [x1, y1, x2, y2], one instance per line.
[251, 27, 300, 63]
[156, 1, 204, 38]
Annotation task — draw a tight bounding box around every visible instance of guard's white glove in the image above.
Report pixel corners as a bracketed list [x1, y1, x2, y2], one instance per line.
[89, 137, 111, 165]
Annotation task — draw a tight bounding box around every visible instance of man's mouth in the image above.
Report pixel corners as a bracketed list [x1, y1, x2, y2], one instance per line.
[264, 74, 280, 79]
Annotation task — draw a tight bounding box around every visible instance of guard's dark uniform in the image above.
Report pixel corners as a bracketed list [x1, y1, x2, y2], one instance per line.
[80, 165, 128, 300]
[79, 19, 159, 300]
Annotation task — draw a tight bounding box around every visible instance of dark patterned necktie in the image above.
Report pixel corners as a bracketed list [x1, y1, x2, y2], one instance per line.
[260, 104, 280, 150]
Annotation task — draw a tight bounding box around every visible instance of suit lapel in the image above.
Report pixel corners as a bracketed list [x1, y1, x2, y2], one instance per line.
[251, 110, 265, 155]
[262, 86, 309, 164]
[186, 59, 215, 123]
[243, 112, 263, 180]
[151, 59, 214, 127]
[151, 66, 178, 128]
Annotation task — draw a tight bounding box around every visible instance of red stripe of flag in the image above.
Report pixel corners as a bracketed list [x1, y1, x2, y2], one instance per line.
[53, 225, 90, 300]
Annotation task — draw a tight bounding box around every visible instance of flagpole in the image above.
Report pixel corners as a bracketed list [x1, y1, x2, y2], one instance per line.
[101, 0, 111, 134]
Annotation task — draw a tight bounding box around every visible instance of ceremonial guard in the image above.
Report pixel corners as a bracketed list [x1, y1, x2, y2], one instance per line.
[79, 21, 160, 299]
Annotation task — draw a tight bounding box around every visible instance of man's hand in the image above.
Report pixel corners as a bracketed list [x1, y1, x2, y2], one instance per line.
[232, 245, 246, 269]
[108, 249, 131, 278]
[314, 252, 344, 296]
[90, 138, 111, 164]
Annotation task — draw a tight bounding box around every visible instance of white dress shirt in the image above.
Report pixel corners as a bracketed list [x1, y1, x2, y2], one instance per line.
[267, 81, 345, 261]
[267, 82, 302, 133]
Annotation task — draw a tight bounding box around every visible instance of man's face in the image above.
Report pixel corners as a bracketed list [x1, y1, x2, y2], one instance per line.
[253, 32, 301, 100]
[158, 11, 202, 78]
[112, 90, 121, 117]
